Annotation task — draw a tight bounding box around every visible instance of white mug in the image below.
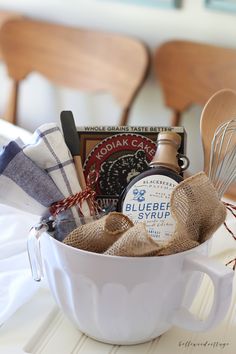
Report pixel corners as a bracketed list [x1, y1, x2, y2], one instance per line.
[28, 224, 233, 345]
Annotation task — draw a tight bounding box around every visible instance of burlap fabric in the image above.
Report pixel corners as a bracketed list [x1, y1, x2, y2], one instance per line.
[63, 172, 226, 256]
[104, 224, 200, 257]
[63, 212, 133, 253]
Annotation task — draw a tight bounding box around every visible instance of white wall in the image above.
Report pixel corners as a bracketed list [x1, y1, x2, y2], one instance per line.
[1, 0, 236, 173]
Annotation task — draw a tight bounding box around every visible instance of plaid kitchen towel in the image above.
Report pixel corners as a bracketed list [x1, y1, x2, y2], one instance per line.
[0, 140, 75, 240]
[23, 123, 90, 225]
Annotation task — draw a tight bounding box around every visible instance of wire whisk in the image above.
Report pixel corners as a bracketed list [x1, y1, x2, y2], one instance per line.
[209, 119, 236, 199]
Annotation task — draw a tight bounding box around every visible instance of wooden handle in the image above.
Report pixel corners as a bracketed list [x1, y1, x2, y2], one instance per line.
[74, 155, 95, 214]
[200, 88, 236, 173]
[4, 80, 19, 125]
[73, 155, 87, 191]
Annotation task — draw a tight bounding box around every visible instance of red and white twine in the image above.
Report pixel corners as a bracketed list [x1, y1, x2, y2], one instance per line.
[223, 201, 236, 270]
[49, 170, 101, 217]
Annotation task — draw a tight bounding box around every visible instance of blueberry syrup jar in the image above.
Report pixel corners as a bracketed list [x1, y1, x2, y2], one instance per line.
[117, 132, 189, 243]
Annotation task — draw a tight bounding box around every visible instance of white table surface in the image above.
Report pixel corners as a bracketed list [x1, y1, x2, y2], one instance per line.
[0, 119, 236, 353]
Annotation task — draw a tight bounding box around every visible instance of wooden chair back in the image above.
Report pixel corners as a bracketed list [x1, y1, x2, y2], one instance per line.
[154, 40, 236, 126]
[155, 41, 236, 200]
[0, 18, 150, 125]
[0, 11, 21, 60]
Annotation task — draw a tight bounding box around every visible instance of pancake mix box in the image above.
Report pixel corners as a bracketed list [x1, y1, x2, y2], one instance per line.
[77, 126, 187, 209]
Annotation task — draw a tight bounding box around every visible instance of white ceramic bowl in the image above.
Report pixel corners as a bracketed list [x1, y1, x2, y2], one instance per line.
[28, 226, 233, 345]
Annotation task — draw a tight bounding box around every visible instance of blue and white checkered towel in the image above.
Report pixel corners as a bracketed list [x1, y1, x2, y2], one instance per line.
[0, 121, 91, 325]
[23, 123, 90, 225]
[0, 140, 75, 240]
[0, 123, 90, 240]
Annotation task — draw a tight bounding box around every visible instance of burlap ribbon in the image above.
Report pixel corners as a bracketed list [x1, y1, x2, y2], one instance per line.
[63, 172, 226, 257]
[63, 212, 133, 253]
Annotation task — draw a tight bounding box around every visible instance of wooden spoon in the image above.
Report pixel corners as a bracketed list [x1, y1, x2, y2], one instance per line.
[200, 88, 236, 199]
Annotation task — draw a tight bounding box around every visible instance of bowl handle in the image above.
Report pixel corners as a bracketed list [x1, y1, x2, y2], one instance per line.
[172, 254, 234, 331]
[27, 223, 48, 281]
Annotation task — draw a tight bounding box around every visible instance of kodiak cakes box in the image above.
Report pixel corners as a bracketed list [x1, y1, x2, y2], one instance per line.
[77, 126, 186, 209]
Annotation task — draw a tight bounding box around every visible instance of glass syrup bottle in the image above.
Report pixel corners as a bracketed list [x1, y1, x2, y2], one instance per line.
[117, 132, 189, 243]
